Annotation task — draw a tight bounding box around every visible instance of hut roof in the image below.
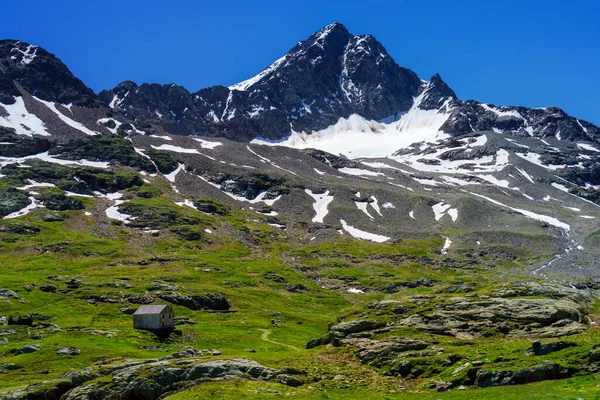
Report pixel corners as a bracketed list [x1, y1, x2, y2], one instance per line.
[134, 305, 169, 315]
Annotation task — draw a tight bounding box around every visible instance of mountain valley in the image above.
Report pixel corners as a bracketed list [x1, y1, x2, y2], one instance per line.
[0, 23, 599, 399]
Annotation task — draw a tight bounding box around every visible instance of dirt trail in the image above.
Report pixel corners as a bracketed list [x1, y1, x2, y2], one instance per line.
[257, 329, 301, 351]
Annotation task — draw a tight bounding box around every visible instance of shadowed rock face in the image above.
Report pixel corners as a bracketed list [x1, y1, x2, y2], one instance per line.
[96, 22, 600, 144]
[1, 356, 305, 400]
[0, 39, 100, 107]
[99, 23, 423, 141]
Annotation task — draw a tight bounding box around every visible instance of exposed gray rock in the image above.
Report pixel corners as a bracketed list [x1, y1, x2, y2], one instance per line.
[475, 363, 574, 387]
[524, 340, 577, 356]
[14, 344, 42, 354]
[352, 336, 429, 366]
[2, 356, 304, 400]
[156, 291, 230, 311]
[0, 288, 21, 301]
[57, 347, 81, 356]
[39, 283, 57, 293]
[329, 320, 386, 335]
[589, 346, 600, 363]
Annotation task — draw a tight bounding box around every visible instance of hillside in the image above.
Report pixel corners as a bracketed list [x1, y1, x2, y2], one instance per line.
[0, 24, 599, 399]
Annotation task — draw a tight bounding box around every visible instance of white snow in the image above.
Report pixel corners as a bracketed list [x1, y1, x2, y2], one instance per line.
[382, 202, 395, 209]
[577, 143, 600, 152]
[467, 191, 570, 231]
[11, 44, 38, 65]
[347, 288, 365, 294]
[361, 161, 411, 173]
[204, 228, 212, 234]
[149, 135, 172, 141]
[105, 200, 136, 223]
[409, 210, 416, 219]
[563, 206, 581, 212]
[369, 196, 383, 216]
[355, 201, 374, 219]
[441, 176, 477, 186]
[314, 168, 326, 175]
[65, 191, 93, 198]
[97, 118, 122, 134]
[151, 144, 199, 154]
[0, 152, 109, 169]
[432, 202, 458, 222]
[477, 174, 513, 189]
[0, 97, 50, 136]
[164, 163, 185, 182]
[394, 148, 510, 175]
[441, 236, 452, 254]
[432, 202, 451, 220]
[516, 167, 535, 184]
[505, 138, 530, 149]
[515, 152, 566, 171]
[175, 199, 198, 211]
[340, 219, 390, 243]
[246, 146, 297, 176]
[3, 196, 44, 219]
[17, 180, 55, 190]
[413, 177, 440, 186]
[576, 119, 589, 134]
[551, 183, 571, 193]
[229, 54, 288, 91]
[194, 138, 223, 149]
[33, 96, 98, 135]
[480, 104, 523, 119]
[338, 167, 383, 177]
[252, 85, 453, 159]
[305, 189, 334, 223]
[447, 208, 458, 222]
[580, 215, 596, 219]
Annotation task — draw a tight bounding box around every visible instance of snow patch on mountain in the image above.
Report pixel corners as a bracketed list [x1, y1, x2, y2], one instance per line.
[33, 96, 99, 135]
[252, 81, 453, 159]
[3, 196, 44, 219]
[228, 55, 288, 91]
[0, 97, 50, 136]
[467, 191, 570, 231]
[306, 189, 334, 223]
[340, 219, 390, 242]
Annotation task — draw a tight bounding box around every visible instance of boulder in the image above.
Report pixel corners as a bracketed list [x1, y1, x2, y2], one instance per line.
[329, 320, 386, 335]
[353, 337, 429, 366]
[42, 213, 64, 222]
[15, 344, 42, 354]
[39, 284, 58, 293]
[524, 340, 577, 356]
[0, 288, 21, 301]
[589, 347, 600, 363]
[157, 292, 230, 311]
[57, 347, 81, 356]
[277, 374, 304, 387]
[475, 363, 573, 387]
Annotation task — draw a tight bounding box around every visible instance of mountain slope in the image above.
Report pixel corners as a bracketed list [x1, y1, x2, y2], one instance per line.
[1, 24, 600, 399]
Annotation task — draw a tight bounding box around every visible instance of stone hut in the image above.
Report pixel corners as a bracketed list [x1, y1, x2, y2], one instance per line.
[133, 305, 174, 331]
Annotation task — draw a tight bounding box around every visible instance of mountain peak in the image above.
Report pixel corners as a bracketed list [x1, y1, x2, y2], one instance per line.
[316, 22, 350, 35]
[0, 39, 99, 106]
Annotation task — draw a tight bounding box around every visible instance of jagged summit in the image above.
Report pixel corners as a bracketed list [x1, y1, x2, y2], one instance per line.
[1, 24, 600, 146]
[99, 23, 422, 140]
[94, 22, 600, 144]
[0, 39, 99, 107]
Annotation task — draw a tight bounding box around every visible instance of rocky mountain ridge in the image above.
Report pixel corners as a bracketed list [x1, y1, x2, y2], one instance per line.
[1, 24, 600, 399]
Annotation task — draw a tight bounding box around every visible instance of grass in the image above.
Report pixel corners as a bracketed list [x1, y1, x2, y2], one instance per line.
[0, 172, 598, 398]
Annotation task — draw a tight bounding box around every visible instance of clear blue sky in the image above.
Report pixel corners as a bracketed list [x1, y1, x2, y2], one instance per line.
[1, 0, 598, 125]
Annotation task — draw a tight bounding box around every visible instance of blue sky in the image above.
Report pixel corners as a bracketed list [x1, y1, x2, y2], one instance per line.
[1, 0, 598, 124]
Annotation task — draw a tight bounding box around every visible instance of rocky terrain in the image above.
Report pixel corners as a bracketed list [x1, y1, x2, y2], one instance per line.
[0, 23, 599, 399]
